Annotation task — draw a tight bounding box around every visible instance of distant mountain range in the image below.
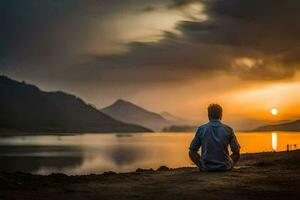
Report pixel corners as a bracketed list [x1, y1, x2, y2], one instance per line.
[254, 120, 300, 131]
[163, 119, 300, 132]
[4, 75, 298, 134]
[101, 99, 171, 131]
[0, 75, 151, 134]
[160, 112, 197, 126]
[162, 125, 198, 132]
[101, 100, 197, 131]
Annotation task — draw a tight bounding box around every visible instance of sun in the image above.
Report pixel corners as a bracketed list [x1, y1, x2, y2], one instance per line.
[271, 108, 278, 116]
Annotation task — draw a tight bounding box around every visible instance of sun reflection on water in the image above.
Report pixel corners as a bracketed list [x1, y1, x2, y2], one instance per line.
[272, 132, 277, 152]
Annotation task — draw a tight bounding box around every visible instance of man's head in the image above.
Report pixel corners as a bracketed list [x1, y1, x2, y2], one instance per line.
[208, 104, 223, 120]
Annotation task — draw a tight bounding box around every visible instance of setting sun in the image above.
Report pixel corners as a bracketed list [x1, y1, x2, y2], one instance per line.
[271, 108, 278, 116]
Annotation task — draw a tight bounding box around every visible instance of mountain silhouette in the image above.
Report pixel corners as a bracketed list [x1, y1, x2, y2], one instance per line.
[254, 120, 300, 131]
[101, 99, 170, 131]
[162, 125, 198, 132]
[0, 75, 151, 134]
[160, 112, 196, 126]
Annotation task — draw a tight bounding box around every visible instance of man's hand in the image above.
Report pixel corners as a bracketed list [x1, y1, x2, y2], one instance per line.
[189, 150, 201, 168]
[230, 153, 240, 167]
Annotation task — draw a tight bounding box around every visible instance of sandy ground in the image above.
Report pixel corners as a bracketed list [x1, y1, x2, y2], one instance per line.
[1, 150, 300, 200]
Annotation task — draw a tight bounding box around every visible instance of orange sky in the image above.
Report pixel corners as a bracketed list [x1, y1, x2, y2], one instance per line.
[121, 73, 300, 129]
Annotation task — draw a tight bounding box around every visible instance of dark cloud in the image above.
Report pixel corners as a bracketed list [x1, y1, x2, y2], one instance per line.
[80, 35, 232, 83]
[192, 0, 300, 79]
[167, 0, 200, 9]
[0, 0, 93, 77]
[1, 0, 300, 86]
[83, 0, 300, 82]
[0, 0, 154, 77]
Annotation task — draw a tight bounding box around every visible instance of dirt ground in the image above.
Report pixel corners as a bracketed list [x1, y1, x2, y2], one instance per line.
[1, 150, 300, 200]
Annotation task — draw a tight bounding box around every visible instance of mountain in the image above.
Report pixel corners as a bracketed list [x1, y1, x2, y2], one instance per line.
[101, 99, 170, 131]
[0, 75, 151, 134]
[160, 112, 197, 126]
[254, 120, 300, 131]
[162, 125, 198, 132]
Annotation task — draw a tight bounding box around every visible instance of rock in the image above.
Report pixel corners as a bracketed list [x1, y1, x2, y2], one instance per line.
[103, 171, 116, 175]
[135, 168, 154, 173]
[157, 166, 170, 171]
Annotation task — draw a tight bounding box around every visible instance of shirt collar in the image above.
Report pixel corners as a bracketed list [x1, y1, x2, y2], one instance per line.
[209, 119, 222, 126]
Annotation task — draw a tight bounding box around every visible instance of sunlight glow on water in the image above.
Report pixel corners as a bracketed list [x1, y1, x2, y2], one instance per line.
[0, 132, 299, 175]
[272, 132, 277, 151]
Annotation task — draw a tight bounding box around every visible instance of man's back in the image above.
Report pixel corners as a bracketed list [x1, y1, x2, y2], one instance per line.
[190, 119, 240, 171]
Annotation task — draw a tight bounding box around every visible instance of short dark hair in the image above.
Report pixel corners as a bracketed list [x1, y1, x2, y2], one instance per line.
[208, 104, 223, 120]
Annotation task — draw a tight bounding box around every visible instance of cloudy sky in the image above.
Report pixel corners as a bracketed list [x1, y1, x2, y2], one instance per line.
[1, 0, 300, 129]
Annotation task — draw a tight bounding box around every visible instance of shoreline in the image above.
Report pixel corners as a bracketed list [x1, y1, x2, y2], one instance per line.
[1, 150, 300, 200]
[1, 130, 300, 138]
[0, 131, 149, 137]
[0, 129, 155, 137]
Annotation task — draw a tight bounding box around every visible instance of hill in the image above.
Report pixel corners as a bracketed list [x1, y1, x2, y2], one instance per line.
[162, 125, 198, 132]
[0, 75, 151, 134]
[101, 99, 170, 131]
[160, 112, 196, 126]
[254, 119, 300, 131]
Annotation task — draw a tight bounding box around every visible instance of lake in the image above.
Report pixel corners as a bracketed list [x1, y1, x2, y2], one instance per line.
[0, 132, 299, 175]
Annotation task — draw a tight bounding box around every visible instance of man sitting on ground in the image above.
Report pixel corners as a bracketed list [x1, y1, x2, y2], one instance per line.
[189, 104, 240, 171]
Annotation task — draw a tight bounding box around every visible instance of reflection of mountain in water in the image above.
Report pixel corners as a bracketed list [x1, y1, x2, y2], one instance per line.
[0, 145, 84, 173]
[105, 145, 147, 167]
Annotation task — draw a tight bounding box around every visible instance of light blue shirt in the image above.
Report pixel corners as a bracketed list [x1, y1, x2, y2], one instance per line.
[189, 119, 240, 171]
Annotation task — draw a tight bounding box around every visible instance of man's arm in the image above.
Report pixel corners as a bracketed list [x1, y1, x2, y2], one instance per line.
[189, 128, 202, 168]
[229, 131, 241, 167]
[189, 150, 201, 168]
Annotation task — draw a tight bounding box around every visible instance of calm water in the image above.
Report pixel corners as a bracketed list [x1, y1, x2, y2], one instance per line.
[0, 132, 299, 175]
